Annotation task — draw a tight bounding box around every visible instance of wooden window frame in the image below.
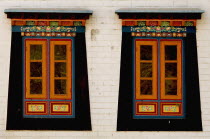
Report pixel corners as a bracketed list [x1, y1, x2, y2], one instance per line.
[24, 38, 73, 118]
[50, 40, 72, 100]
[25, 39, 47, 99]
[160, 40, 182, 100]
[134, 38, 183, 118]
[135, 39, 158, 100]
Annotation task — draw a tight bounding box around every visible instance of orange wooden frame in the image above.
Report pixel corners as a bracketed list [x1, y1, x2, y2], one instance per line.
[160, 102, 182, 116]
[135, 40, 158, 100]
[25, 101, 48, 115]
[50, 40, 72, 99]
[25, 40, 47, 99]
[135, 102, 158, 115]
[50, 102, 72, 115]
[160, 40, 182, 100]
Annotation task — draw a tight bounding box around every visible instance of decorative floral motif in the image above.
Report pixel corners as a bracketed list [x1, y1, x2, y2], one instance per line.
[163, 105, 180, 113]
[130, 26, 186, 33]
[141, 105, 153, 112]
[137, 21, 146, 26]
[38, 21, 47, 26]
[54, 105, 68, 111]
[73, 21, 82, 26]
[123, 20, 195, 26]
[161, 21, 170, 26]
[26, 21, 35, 26]
[148, 21, 158, 26]
[125, 21, 135, 26]
[21, 26, 77, 32]
[21, 32, 76, 37]
[50, 21, 59, 26]
[131, 32, 187, 37]
[184, 21, 194, 26]
[30, 105, 43, 111]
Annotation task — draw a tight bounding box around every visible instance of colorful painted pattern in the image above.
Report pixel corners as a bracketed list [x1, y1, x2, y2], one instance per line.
[130, 26, 187, 33]
[21, 32, 76, 37]
[122, 20, 196, 27]
[136, 102, 158, 115]
[28, 104, 44, 112]
[21, 26, 77, 32]
[50, 102, 72, 115]
[163, 105, 179, 113]
[53, 104, 69, 112]
[161, 21, 170, 26]
[160, 103, 182, 116]
[12, 20, 85, 26]
[131, 32, 187, 37]
[184, 21, 194, 26]
[139, 105, 155, 112]
[25, 102, 47, 115]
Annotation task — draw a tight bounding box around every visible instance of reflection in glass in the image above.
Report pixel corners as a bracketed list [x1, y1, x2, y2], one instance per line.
[30, 79, 42, 94]
[55, 80, 66, 94]
[165, 80, 177, 95]
[140, 63, 152, 77]
[140, 80, 152, 95]
[165, 45, 177, 60]
[55, 45, 66, 60]
[55, 62, 66, 77]
[30, 45, 42, 60]
[140, 45, 152, 60]
[165, 63, 177, 77]
[30, 62, 42, 77]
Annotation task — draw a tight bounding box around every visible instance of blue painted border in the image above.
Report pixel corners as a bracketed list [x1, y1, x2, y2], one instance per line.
[122, 26, 195, 33]
[12, 26, 85, 33]
[133, 37, 186, 119]
[22, 36, 75, 118]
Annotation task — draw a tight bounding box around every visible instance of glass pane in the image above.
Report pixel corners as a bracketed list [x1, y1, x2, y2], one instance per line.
[30, 62, 42, 77]
[140, 63, 152, 77]
[30, 79, 42, 94]
[140, 80, 152, 95]
[55, 62, 66, 77]
[165, 63, 177, 77]
[55, 80, 66, 94]
[140, 45, 152, 60]
[165, 80, 177, 95]
[54, 45, 66, 60]
[30, 45, 42, 60]
[165, 45, 177, 60]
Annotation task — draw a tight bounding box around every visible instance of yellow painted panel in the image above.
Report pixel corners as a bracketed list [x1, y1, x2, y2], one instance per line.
[28, 104, 45, 112]
[163, 105, 179, 113]
[53, 104, 69, 112]
[139, 105, 155, 112]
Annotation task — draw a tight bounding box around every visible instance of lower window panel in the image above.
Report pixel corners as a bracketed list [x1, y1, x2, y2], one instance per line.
[24, 101, 73, 118]
[134, 101, 183, 118]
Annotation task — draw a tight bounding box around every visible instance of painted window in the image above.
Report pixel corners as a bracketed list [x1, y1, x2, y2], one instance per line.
[134, 39, 183, 118]
[6, 10, 92, 130]
[116, 11, 203, 131]
[24, 38, 74, 118]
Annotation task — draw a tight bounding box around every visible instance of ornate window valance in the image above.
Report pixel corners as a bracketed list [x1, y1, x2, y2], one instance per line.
[116, 8, 204, 37]
[115, 8, 204, 19]
[4, 8, 93, 37]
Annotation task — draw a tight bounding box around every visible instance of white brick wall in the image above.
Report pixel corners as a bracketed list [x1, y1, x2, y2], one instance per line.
[0, 0, 210, 138]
